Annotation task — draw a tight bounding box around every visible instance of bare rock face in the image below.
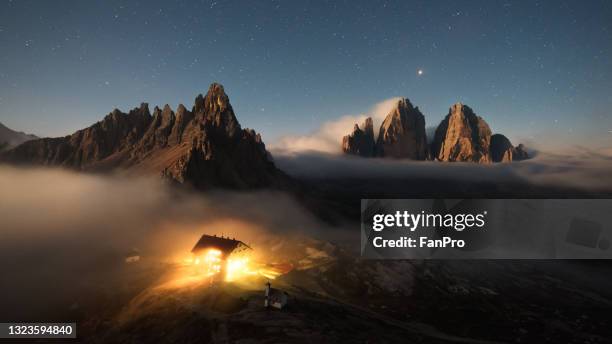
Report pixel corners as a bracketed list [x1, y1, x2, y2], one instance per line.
[341, 117, 375, 157]
[431, 103, 492, 163]
[375, 98, 428, 159]
[1, 83, 282, 190]
[490, 134, 530, 162]
[339, 99, 528, 164]
[490, 134, 514, 162]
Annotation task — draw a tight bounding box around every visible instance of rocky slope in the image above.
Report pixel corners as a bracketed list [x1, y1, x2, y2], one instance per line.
[0, 122, 37, 150]
[50, 239, 612, 343]
[0, 83, 283, 189]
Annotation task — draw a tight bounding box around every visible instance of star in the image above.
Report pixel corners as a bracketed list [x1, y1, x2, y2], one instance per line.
[417, 69, 424, 76]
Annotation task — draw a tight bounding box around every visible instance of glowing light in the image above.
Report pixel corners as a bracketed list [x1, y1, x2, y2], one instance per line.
[185, 247, 293, 284]
[417, 69, 424, 76]
[258, 267, 282, 280]
[193, 249, 223, 277]
[225, 257, 257, 282]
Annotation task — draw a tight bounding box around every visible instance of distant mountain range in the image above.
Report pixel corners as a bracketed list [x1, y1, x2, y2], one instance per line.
[0, 83, 286, 190]
[1, 84, 530, 193]
[0, 122, 38, 151]
[342, 99, 528, 162]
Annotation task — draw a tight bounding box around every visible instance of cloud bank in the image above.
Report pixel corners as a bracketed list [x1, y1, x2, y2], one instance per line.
[272, 148, 612, 192]
[270, 97, 401, 154]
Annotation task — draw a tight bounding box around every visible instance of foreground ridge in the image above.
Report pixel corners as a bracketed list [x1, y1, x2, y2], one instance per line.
[0, 83, 283, 189]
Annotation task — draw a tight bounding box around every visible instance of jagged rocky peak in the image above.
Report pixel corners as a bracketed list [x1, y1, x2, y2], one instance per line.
[204, 82, 230, 113]
[194, 82, 241, 138]
[110, 108, 122, 117]
[376, 98, 428, 159]
[1, 82, 284, 190]
[176, 104, 187, 116]
[168, 103, 193, 145]
[342, 117, 375, 157]
[432, 103, 492, 163]
[339, 98, 529, 164]
[132, 102, 151, 118]
[159, 104, 175, 127]
[362, 117, 374, 137]
[161, 104, 173, 116]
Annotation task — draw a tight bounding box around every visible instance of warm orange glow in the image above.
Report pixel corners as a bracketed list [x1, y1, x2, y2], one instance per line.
[199, 249, 222, 277]
[186, 247, 291, 283]
[225, 256, 257, 281]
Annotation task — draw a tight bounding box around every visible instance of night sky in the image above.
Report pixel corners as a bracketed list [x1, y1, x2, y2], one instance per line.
[1, 0, 611, 149]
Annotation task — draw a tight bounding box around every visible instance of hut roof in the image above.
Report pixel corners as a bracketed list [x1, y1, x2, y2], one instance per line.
[191, 234, 251, 256]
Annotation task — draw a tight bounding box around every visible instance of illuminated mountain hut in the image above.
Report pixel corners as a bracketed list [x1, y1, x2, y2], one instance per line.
[191, 234, 252, 279]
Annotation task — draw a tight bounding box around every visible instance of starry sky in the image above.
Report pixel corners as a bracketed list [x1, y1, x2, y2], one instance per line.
[0, 0, 611, 149]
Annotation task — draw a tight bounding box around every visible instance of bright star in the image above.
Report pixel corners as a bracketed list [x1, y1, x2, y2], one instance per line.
[417, 69, 424, 76]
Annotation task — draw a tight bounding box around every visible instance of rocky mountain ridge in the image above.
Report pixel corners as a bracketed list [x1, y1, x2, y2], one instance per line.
[342, 100, 528, 163]
[0, 83, 284, 189]
[0, 122, 38, 150]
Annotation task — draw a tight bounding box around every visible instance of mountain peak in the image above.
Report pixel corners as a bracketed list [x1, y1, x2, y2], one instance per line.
[197, 82, 241, 138]
[0, 83, 281, 190]
[342, 117, 376, 157]
[363, 117, 374, 137]
[432, 103, 492, 162]
[139, 102, 149, 112]
[204, 82, 230, 114]
[376, 98, 428, 159]
[397, 97, 415, 110]
[176, 104, 187, 115]
[451, 102, 463, 109]
[340, 99, 528, 163]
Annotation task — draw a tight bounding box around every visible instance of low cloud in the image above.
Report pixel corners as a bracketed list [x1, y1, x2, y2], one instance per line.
[272, 148, 612, 192]
[0, 165, 333, 320]
[2, 145, 611, 319]
[270, 97, 401, 154]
